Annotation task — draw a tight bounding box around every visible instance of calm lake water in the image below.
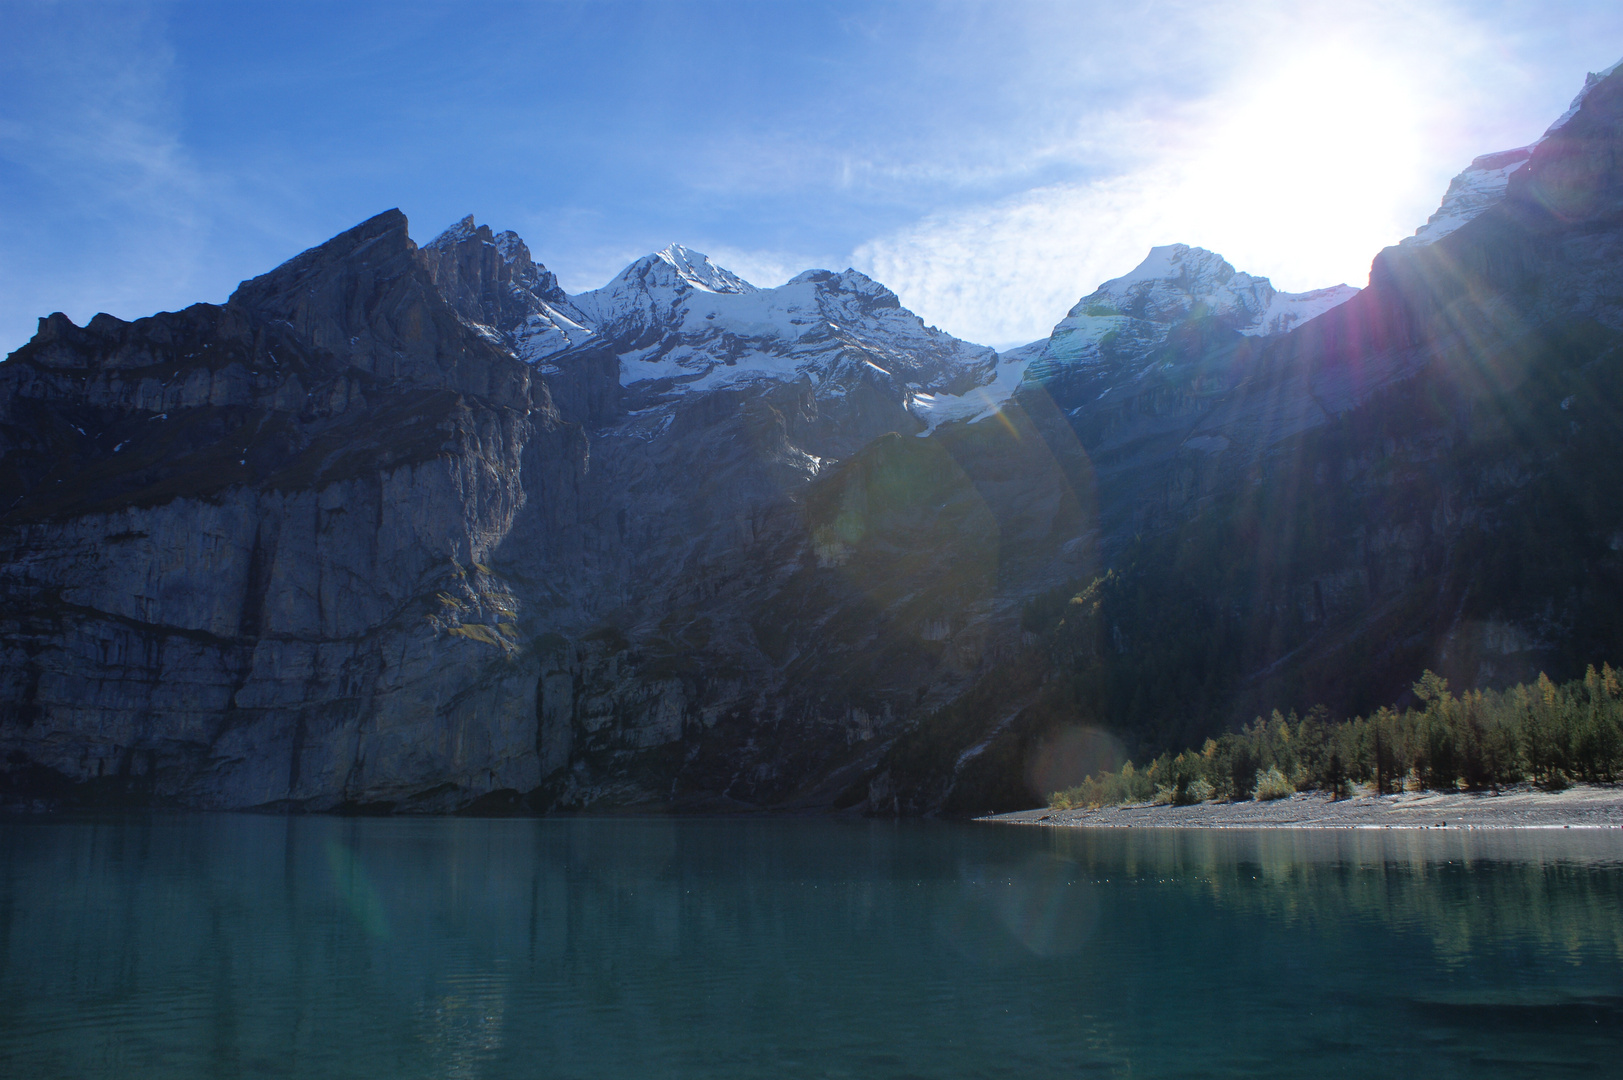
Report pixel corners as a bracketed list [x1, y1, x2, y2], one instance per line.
[1, 816, 1619, 1079]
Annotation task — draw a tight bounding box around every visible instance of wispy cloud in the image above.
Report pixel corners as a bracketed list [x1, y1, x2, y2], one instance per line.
[0, 5, 202, 345]
[848, 2, 1623, 347]
[0, 4, 315, 352]
[3, 0, 1619, 357]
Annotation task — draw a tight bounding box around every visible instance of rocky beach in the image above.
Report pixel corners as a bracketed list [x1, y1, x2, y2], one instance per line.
[983, 785, 1623, 829]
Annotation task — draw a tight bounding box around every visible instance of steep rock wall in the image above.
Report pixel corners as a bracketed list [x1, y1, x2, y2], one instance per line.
[0, 211, 586, 809]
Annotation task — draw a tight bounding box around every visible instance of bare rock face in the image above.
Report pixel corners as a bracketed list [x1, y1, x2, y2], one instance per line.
[0, 210, 580, 810]
[419, 216, 597, 362]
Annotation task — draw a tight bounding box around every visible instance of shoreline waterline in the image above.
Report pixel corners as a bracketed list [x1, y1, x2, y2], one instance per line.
[980, 785, 1623, 829]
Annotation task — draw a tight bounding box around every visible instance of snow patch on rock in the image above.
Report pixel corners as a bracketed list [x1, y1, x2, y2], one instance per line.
[1403, 57, 1623, 248]
[423, 216, 597, 360]
[1401, 147, 1534, 247]
[910, 339, 1045, 432]
[655, 244, 755, 295]
[567, 254, 993, 399]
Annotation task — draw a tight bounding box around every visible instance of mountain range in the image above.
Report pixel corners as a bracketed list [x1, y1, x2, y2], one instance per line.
[3, 59, 1622, 813]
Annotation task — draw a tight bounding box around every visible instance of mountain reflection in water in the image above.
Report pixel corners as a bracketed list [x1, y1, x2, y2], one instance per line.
[0, 816, 1619, 1078]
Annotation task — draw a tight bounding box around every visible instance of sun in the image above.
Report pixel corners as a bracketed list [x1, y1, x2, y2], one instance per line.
[1173, 45, 1434, 291]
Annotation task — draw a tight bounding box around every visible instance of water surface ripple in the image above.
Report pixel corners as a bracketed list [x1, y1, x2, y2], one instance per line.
[1, 816, 1619, 1078]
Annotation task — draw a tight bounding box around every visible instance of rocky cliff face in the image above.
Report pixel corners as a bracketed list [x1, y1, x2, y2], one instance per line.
[0, 211, 585, 810]
[5, 61, 1623, 814]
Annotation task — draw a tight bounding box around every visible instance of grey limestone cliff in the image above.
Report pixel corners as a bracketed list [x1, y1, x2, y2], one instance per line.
[0, 211, 584, 809]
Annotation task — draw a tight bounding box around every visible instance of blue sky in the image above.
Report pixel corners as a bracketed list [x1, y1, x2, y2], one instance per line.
[2, 1, 1621, 353]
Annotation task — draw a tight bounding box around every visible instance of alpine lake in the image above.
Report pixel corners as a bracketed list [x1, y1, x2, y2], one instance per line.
[1, 814, 1619, 1078]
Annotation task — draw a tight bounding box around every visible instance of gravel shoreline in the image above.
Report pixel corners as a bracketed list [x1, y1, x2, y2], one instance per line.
[979, 784, 1623, 829]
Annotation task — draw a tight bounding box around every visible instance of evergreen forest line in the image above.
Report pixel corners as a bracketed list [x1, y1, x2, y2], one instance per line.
[1049, 666, 1623, 809]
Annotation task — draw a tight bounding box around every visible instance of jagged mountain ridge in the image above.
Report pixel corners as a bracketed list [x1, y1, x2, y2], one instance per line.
[420, 218, 1011, 456]
[4, 58, 1622, 814]
[419, 211, 1358, 450]
[0, 205, 1085, 811]
[0, 206, 1348, 812]
[419, 216, 595, 360]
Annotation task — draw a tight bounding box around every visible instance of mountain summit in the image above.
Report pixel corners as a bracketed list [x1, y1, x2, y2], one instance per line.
[648, 244, 755, 295]
[911, 244, 1357, 429]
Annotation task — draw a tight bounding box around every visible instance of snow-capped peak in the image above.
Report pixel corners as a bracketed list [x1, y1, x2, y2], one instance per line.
[435, 214, 481, 246]
[1061, 244, 1354, 350]
[1404, 56, 1623, 247]
[562, 250, 991, 408]
[1053, 245, 1354, 347]
[419, 230, 990, 424]
[1108, 243, 1233, 289]
[655, 244, 756, 294]
[907, 245, 1357, 432]
[493, 229, 529, 266]
[419, 215, 595, 363]
[1401, 148, 1534, 247]
[1545, 56, 1623, 137]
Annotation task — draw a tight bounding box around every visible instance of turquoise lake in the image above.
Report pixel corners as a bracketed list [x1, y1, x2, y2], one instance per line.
[1, 816, 1619, 1078]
